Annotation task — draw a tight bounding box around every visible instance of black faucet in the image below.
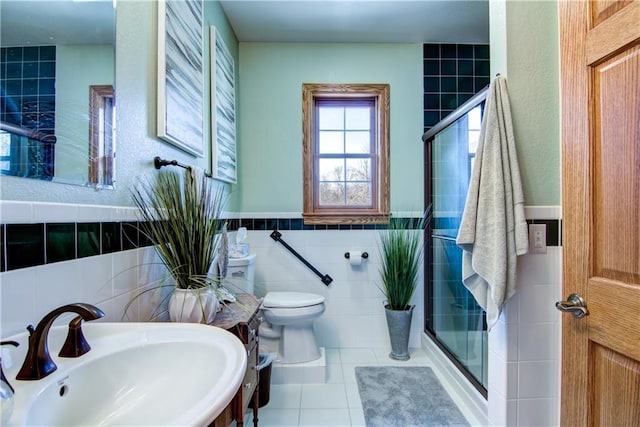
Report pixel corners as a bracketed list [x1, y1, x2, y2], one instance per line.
[15, 303, 104, 381]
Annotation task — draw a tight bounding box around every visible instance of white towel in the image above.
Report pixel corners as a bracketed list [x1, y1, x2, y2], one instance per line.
[456, 76, 529, 330]
[188, 165, 206, 183]
[187, 165, 206, 196]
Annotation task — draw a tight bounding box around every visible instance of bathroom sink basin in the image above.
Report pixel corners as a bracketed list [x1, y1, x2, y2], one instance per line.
[2, 322, 247, 426]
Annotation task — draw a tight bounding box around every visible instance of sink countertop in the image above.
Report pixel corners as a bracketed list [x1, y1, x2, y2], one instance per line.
[211, 293, 261, 330]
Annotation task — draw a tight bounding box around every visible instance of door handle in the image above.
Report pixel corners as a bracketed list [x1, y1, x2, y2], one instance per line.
[555, 293, 589, 318]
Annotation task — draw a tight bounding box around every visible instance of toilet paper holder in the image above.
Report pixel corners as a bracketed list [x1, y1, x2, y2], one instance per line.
[344, 252, 368, 259]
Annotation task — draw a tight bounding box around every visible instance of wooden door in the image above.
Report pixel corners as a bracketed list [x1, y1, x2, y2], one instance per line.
[559, 0, 640, 425]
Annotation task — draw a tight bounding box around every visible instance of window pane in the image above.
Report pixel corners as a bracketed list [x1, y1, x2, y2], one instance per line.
[468, 130, 481, 154]
[468, 105, 482, 130]
[319, 182, 344, 205]
[319, 158, 345, 181]
[319, 131, 344, 154]
[346, 158, 370, 181]
[0, 134, 10, 156]
[345, 107, 370, 130]
[346, 182, 371, 206]
[345, 131, 370, 153]
[319, 107, 344, 130]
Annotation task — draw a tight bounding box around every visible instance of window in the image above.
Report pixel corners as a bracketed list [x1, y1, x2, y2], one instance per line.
[302, 84, 390, 224]
[466, 103, 483, 175]
[88, 85, 115, 188]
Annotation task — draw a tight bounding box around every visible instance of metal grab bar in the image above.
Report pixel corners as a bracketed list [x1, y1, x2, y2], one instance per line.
[270, 230, 333, 286]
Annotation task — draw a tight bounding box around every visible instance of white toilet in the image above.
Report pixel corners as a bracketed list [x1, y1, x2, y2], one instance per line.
[226, 254, 256, 294]
[259, 291, 326, 364]
[225, 254, 326, 365]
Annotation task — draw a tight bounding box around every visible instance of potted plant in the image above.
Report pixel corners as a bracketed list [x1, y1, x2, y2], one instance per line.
[131, 169, 227, 323]
[377, 214, 426, 360]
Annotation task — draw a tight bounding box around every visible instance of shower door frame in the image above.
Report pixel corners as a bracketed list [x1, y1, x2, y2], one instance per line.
[422, 87, 489, 398]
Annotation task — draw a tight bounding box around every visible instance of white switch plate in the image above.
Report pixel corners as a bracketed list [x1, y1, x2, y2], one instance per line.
[529, 223, 547, 254]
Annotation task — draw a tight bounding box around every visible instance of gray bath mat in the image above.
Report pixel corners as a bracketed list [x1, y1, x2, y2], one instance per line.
[355, 366, 470, 427]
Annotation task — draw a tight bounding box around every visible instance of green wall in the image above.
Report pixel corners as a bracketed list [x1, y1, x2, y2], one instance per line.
[2, 0, 558, 211]
[1, 0, 239, 207]
[490, 0, 560, 206]
[236, 43, 424, 214]
[55, 45, 114, 185]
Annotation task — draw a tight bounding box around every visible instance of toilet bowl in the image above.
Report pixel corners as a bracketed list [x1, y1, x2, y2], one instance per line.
[259, 291, 325, 364]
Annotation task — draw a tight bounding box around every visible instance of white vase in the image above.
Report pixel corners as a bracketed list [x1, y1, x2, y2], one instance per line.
[168, 287, 219, 323]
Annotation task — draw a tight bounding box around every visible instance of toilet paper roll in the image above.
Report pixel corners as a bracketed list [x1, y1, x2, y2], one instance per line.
[348, 251, 362, 266]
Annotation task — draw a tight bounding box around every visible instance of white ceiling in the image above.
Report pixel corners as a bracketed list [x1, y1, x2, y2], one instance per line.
[0, 0, 489, 47]
[0, 1, 115, 46]
[220, 0, 489, 43]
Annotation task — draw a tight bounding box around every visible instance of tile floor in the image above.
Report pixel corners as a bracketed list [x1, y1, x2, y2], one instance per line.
[244, 347, 476, 427]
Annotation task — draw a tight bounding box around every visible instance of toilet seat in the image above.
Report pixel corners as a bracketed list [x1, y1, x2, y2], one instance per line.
[263, 292, 325, 308]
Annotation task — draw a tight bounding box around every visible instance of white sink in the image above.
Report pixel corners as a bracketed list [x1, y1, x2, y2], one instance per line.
[2, 322, 247, 426]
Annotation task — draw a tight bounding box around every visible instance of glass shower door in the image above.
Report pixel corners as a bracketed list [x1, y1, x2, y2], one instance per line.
[423, 90, 488, 393]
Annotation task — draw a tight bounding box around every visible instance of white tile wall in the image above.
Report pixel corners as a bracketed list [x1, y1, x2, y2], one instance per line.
[245, 228, 425, 350]
[487, 245, 562, 426]
[0, 268, 37, 335]
[0, 201, 34, 223]
[0, 201, 156, 337]
[0, 201, 563, 427]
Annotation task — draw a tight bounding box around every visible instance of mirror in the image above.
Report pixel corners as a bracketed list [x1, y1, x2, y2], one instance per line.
[0, 0, 116, 188]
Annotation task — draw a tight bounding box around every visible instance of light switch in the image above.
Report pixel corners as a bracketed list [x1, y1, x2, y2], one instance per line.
[529, 223, 547, 254]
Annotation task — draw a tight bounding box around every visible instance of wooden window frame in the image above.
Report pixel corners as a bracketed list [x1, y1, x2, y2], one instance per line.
[302, 83, 390, 225]
[88, 84, 115, 188]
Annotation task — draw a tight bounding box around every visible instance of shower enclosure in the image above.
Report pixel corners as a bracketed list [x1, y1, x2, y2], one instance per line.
[422, 87, 489, 395]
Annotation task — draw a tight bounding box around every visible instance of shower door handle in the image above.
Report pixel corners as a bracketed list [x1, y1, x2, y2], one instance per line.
[555, 293, 589, 318]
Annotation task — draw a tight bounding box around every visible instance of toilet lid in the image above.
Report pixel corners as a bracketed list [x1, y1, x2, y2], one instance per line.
[263, 292, 325, 308]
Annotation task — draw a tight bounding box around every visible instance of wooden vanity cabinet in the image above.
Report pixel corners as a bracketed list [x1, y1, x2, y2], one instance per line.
[210, 294, 261, 427]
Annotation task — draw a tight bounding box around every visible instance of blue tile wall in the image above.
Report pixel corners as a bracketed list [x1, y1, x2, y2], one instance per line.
[0, 45, 57, 179]
[46, 223, 75, 263]
[6, 223, 45, 270]
[423, 43, 490, 132]
[0, 46, 56, 133]
[77, 223, 101, 259]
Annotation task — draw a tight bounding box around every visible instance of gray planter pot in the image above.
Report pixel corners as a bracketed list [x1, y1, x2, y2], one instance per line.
[384, 305, 414, 361]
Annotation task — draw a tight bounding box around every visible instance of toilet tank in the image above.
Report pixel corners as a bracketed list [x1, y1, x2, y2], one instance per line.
[226, 254, 256, 294]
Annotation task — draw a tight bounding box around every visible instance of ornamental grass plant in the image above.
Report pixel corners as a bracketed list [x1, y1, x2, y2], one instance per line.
[378, 214, 427, 311]
[131, 169, 227, 290]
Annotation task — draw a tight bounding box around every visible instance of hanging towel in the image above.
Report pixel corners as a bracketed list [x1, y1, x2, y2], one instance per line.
[456, 76, 529, 330]
[187, 165, 207, 200]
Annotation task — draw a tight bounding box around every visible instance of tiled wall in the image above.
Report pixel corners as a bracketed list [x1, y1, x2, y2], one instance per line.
[0, 201, 562, 426]
[0, 201, 425, 351]
[488, 207, 562, 427]
[0, 45, 57, 179]
[0, 201, 160, 335]
[0, 46, 56, 131]
[423, 43, 490, 133]
[2, 221, 150, 271]
[244, 225, 425, 350]
[0, 211, 417, 273]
